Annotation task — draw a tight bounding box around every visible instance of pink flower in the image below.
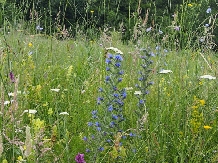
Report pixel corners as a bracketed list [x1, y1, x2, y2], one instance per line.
[75, 153, 86, 163]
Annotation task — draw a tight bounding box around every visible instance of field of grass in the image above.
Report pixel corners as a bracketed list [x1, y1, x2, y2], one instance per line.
[0, 1, 218, 163]
[0, 28, 218, 163]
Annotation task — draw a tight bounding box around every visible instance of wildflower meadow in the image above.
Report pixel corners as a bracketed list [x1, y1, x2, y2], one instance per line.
[0, 0, 218, 162]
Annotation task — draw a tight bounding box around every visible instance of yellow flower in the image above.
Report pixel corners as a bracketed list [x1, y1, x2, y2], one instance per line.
[17, 156, 23, 161]
[90, 10, 94, 13]
[199, 99, 205, 106]
[48, 108, 53, 115]
[204, 125, 212, 130]
[188, 3, 193, 7]
[28, 42, 33, 47]
[191, 105, 198, 109]
[2, 159, 8, 163]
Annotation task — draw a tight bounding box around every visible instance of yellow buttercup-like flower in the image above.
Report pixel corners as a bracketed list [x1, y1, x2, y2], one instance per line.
[199, 99, 205, 106]
[188, 3, 193, 7]
[28, 42, 33, 47]
[204, 125, 212, 130]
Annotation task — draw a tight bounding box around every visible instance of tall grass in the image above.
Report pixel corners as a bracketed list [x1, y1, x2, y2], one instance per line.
[0, 0, 218, 163]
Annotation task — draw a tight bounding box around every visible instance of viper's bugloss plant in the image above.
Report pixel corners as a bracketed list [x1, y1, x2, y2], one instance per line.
[134, 48, 155, 130]
[84, 48, 127, 162]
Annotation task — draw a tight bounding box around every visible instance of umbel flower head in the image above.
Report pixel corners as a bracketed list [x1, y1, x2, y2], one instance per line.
[75, 153, 86, 163]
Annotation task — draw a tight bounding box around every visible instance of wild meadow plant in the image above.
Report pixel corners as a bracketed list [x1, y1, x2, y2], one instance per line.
[83, 47, 127, 162]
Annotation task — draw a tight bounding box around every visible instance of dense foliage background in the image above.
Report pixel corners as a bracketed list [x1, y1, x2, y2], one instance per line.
[0, 0, 217, 47]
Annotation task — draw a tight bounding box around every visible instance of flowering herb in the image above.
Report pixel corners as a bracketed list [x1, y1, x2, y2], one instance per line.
[135, 48, 155, 130]
[84, 48, 127, 161]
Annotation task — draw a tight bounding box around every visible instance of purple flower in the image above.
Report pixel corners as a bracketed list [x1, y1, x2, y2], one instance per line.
[9, 71, 15, 83]
[96, 127, 101, 131]
[107, 53, 113, 59]
[88, 122, 93, 126]
[75, 153, 86, 163]
[98, 147, 104, 152]
[95, 122, 101, 127]
[118, 78, 122, 82]
[83, 136, 88, 141]
[105, 76, 110, 82]
[139, 99, 144, 104]
[118, 70, 124, 75]
[106, 58, 112, 64]
[112, 114, 118, 120]
[129, 132, 136, 137]
[113, 93, 119, 98]
[174, 26, 180, 31]
[115, 62, 121, 67]
[109, 121, 115, 128]
[108, 105, 113, 112]
[114, 55, 123, 61]
[86, 149, 90, 153]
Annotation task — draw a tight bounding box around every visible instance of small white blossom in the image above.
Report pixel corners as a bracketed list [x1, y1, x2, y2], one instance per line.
[8, 92, 14, 97]
[125, 87, 133, 91]
[59, 112, 69, 115]
[159, 70, 173, 74]
[51, 89, 60, 92]
[134, 91, 142, 95]
[146, 27, 152, 32]
[23, 109, 37, 114]
[200, 75, 216, 80]
[4, 101, 10, 105]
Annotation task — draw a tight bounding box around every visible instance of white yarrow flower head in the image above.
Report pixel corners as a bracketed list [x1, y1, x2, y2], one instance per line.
[200, 75, 216, 80]
[134, 91, 142, 95]
[159, 69, 173, 74]
[24, 109, 37, 114]
[51, 88, 60, 92]
[59, 112, 69, 115]
[106, 47, 123, 55]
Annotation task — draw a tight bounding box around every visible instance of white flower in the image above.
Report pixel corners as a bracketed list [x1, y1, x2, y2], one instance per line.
[200, 75, 216, 80]
[146, 27, 152, 32]
[8, 92, 14, 97]
[125, 87, 133, 91]
[134, 91, 142, 95]
[106, 47, 123, 54]
[23, 109, 37, 114]
[59, 112, 69, 115]
[159, 70, 173, 74]
[51, 89, 60, 92]
[4, 101, 10, 105]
